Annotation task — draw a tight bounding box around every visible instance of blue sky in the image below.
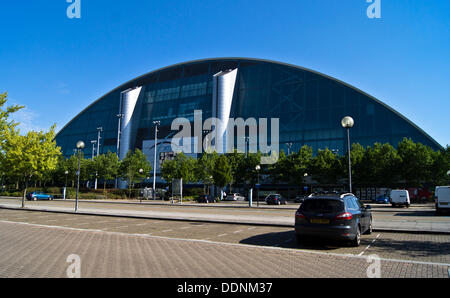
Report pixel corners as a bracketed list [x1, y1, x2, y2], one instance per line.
[1, 0, 449, 146]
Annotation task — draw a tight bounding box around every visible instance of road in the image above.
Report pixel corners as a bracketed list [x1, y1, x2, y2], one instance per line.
[0, 208, 449, 278]
[0, 197, 449, 232]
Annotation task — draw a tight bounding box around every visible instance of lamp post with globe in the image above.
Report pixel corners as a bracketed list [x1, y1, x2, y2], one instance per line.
[341, 117, 355, 193]
[75, 141, 85, 212]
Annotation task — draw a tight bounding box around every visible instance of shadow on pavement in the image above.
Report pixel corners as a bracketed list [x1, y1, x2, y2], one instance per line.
[393, 210, 437, 217]
[368, 238, 450, 259]
[239, 231, 359, 251]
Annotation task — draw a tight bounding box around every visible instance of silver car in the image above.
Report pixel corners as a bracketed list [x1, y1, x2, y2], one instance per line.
[224, 193, 246, 201]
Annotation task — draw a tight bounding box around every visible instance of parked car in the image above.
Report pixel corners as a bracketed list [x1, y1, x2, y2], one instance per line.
[26, 191, 54, 201]
[265, 194, 287, 205]
[435, 186, 450, 215]
[197, 194, 216, 204]
[294, 195, 307, 204]
[224, 193, 246, 201]
[374, 195, 390, 204]
[295, 193, 372, 247]
[390, 190, 410, 208]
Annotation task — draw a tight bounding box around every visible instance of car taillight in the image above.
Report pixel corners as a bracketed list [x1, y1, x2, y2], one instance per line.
[296, 212, 306, 219]
[336, 212, 353, 220]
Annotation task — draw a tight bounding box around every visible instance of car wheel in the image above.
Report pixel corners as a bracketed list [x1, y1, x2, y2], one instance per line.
[350, 226, 361, 247]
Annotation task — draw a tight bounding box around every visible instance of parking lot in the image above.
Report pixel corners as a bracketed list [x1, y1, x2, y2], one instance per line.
[0, 208, 449, 266]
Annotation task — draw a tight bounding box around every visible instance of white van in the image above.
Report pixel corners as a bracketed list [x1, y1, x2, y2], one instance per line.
[435, 186, 450, 215]
[390, 190, 411, 208]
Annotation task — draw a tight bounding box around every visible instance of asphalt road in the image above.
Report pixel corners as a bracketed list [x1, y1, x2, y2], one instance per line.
[1, 197, 449, 232]
[0, 208, 449, 278]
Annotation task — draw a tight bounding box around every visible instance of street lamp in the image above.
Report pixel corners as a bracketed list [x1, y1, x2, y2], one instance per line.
[95, 127, 103, 190]
[139, 169, 144, 203]
[245, 137, 250, 157]
[152, 121, 161, 200]
[64, 170, 69, 200]
[75, 141, 85, 212]
[256, 165, 261, 208]
[341, 116, 355, 193]
[91, 140, 97, 160]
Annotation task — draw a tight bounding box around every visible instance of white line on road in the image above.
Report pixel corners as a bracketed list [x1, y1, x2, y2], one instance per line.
[218, 234, 228, 237]
[162, 229, 173, 233]
[233, 230, 244, 234]
[359, 234, 381, 256]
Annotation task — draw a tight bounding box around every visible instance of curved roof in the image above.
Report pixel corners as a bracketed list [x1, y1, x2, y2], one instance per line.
[56, 57, 442, 149]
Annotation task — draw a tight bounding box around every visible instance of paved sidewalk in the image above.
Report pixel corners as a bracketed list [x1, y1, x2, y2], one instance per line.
[0, 199, 449, 234]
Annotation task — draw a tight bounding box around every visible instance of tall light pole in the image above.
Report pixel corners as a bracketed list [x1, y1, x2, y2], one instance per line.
[341, 116, 355, 193]
[91, 140, 97, 160]
[75, 141, 85, 212]
[139, 169, 144, 203]
[64, 170, 69, 200]
[152, 121, 161, 200]
[245, 137, 250, 157]
[95, 127, 103, 190]
[256, 165, 261, 208]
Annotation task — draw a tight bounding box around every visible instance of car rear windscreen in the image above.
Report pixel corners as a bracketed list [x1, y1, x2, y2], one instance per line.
[301, 199, 344, 213]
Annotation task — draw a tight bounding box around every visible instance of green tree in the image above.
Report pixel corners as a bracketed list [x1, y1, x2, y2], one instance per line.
[290, 146, 313, 186]
[2, 125, 61, 206]
[119, 149, 152, 196]
[212, 154, 232, 199]
[397, 138, 435, 186]
[310, 148, 342, 185]
[194, 152, 219, 193]
[93, 152, 120, 191]
[0, 92, 23, 139]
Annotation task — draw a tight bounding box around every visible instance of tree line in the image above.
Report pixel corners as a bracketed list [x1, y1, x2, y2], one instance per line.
[160, 140, 450, 192]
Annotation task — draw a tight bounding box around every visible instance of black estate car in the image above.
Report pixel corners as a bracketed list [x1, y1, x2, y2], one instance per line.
[265, 194, 287, 205]
[295, 193, 372, 247]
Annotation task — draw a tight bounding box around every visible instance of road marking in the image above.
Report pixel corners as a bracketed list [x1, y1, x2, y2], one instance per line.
[218, 234, 228, 237]
[233, 230, 244, 234]
[247, 227, 256, 230]
[180, 227, 190, 230]
[162, 229, 173, 233]
[136, 223, 148, 226]
[1, 219, 450, 269]
[359, 234, 381, 256]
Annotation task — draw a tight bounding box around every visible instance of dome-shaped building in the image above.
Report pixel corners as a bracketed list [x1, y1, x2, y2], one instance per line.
[55, 58, 441, 176]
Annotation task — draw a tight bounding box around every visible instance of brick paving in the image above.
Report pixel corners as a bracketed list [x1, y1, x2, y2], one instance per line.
[0, 220, 448, 278]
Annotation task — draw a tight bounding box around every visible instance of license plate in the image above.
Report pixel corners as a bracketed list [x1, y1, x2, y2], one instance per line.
[311, 219, 330, 224]
[440, 202, 449, 206]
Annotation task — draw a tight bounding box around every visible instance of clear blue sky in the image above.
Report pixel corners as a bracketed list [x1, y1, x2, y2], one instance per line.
[1, 0, 449, 147]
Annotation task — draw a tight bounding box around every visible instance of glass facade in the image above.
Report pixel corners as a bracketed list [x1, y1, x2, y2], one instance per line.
[55, 58, 442, 159]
